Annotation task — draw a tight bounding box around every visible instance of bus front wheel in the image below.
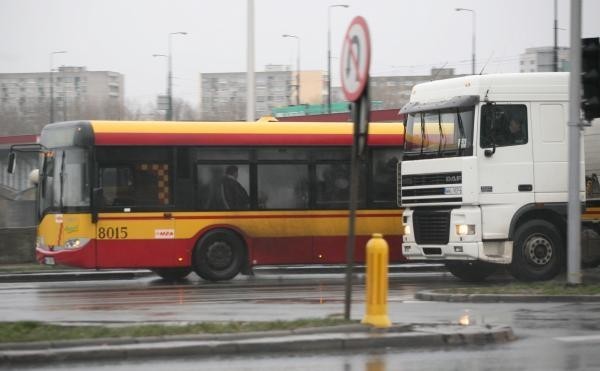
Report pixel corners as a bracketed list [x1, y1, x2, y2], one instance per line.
[193, 229, 245, 282]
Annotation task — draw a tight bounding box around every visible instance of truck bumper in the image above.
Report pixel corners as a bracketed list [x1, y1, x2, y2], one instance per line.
[402, 241, 512, 264]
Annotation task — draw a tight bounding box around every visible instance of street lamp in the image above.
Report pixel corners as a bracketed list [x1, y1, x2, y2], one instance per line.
[455, 7, 476, 75]
[167, 31, 187, 121]
[328, 4, 349, 113]
[49, 50, 67, 123]
[282, 34, 301, 106]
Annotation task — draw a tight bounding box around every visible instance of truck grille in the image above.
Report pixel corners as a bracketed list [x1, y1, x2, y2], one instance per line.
[401, 171, 463, 206]
[402, 172, 462, 186]
[413, 208, 451, 245]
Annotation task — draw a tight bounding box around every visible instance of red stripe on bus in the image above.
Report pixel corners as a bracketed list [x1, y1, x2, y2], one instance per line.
[94, 133, 404, 146]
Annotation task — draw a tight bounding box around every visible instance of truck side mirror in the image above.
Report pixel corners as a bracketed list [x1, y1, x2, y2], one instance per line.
[7, 152, 16, 174]
[483, 102, 497, 157]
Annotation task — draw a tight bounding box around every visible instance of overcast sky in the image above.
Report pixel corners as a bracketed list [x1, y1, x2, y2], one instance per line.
[1, 0, 599, 107]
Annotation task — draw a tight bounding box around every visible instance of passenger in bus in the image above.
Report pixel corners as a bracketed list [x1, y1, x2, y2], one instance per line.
[221, 165, 250, 210]
[203, 167, 226, 210]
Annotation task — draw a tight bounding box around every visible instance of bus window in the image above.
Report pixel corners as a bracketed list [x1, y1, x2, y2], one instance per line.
[371, 148, 402, 207]
[316, 164, 350, 209]
[100, 163, 172, 207]
[196, 164, 250, 210]
[257, 164, 309, 209]
[100, 167, 134, 206]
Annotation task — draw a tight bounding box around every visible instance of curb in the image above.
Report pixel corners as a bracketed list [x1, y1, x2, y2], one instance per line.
[0, 263, 445, 283]
[415, 290, 600, 303]
[0, 270, 153, 283]
[0, 323, 515, 365]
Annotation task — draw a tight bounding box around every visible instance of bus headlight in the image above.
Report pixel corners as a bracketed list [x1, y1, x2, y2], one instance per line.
[64, 239, 82, 249]
[403, 225, 411, 235]
[58, 238, 90, 250]
[456, 224, 475, 236]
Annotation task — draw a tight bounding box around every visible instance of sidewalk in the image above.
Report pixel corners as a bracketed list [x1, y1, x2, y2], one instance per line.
[0, 323, 515, 365]
[415, 267, 600, 303]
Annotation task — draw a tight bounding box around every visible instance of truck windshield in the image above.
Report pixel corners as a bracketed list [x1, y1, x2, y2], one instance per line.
[39, 147, 90, 215]
[403, 107, 475, 159]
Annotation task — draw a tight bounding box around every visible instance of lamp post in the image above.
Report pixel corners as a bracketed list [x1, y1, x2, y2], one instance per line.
[167, 31, 187, 121]
[328, 4, 349, 113]
[152, 53, 168, 117]
[282, 34, 301, 106]
[49, 50, 67, 123]
[455, 7, 476, 75]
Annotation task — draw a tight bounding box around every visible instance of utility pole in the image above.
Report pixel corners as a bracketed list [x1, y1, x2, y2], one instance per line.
[327, 4, 349, 113]
[567, 0, 582, 285]
[554, 0, 559, 72]
[246, 0, 255, 121]
[49, 50, 67, 123]
[167, 32, 187, 121]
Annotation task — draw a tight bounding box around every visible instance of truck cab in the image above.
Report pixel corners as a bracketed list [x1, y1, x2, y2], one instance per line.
[398, 72, 593, 281]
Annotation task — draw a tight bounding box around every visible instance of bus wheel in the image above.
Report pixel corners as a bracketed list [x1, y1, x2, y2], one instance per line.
[193, 229, 245, 282]
[445, 261, 497, 282]
[152, 267, 191, 281]
[509, 220, 564, 281]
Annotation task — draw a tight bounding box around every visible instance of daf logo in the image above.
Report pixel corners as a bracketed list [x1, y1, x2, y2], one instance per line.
[446, 175, 461, 183]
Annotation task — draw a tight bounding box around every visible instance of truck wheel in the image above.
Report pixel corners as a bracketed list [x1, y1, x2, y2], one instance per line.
[193, 229, 245, 282]
[152, 267, 191, 281]
[445, 261, 497, 282]
[509, 220, 564, 281]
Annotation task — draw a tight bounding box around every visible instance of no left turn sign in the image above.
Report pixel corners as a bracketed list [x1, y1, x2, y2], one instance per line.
[340, 16, 371, 102]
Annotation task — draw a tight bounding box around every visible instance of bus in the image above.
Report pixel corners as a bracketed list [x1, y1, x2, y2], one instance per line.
[9, 117, 404, 281]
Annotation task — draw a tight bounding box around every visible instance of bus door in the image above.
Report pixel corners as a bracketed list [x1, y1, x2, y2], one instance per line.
[95, 164, 176, 268]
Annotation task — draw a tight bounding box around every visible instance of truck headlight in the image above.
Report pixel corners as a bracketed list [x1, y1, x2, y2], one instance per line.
[456, 224, 475, 236]
[403, 225, 411, 235]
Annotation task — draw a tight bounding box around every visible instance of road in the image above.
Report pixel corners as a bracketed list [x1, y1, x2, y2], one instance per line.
[2, 269, 600, 370]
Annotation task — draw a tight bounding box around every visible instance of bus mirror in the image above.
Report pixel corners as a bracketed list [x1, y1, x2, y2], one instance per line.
[7, 152, 16, 174]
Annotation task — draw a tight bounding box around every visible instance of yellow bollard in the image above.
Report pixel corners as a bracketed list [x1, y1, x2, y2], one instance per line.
[361, 233, 391, 328]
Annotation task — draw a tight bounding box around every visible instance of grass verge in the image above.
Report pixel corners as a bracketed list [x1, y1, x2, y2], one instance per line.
[0, 318, 355, 344]
[441, 282, 600, 296]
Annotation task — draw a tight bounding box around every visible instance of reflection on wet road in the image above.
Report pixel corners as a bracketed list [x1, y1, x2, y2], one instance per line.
[2, 270, 600, 370]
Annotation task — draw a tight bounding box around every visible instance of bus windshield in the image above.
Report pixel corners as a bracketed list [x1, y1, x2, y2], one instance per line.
[403, 107, 475, 160]
[40, 147, 90, 214]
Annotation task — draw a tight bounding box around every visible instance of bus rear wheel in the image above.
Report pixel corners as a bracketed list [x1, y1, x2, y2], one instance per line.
[193, 229, 245, 282]
[509, 220, 564, 281]
[445, 261, 498, 282]
[152, 267, 192, 281]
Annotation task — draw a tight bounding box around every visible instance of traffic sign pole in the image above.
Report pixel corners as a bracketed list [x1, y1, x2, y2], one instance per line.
[340, 16, 371, 321]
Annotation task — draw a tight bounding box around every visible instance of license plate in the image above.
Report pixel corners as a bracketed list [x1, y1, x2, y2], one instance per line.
[44, 257, 55, 265]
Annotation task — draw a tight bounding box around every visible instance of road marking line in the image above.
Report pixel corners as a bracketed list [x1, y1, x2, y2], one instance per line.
[554, 334, 600, 342]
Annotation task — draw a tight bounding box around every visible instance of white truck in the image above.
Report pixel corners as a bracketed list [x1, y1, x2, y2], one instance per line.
[398, 72, 600, 281]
